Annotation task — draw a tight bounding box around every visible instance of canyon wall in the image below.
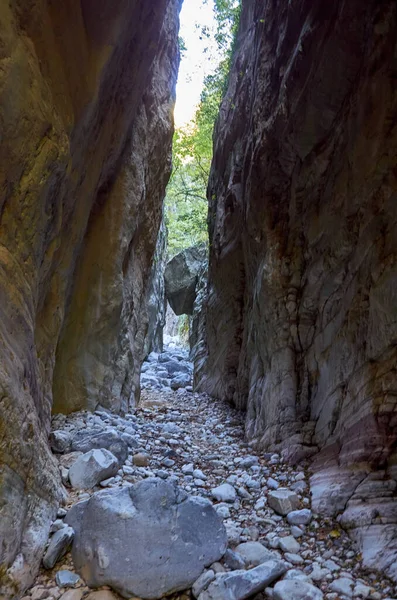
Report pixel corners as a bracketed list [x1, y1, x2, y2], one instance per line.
[196, 0, 397, 579]
[0, 0, 180, 596]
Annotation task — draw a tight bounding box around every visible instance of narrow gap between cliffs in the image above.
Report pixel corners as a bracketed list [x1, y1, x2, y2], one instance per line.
[141, 0, 241, 388]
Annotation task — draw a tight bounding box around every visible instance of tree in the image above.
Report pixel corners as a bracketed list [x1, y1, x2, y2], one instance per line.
[165, 0, 241, 257]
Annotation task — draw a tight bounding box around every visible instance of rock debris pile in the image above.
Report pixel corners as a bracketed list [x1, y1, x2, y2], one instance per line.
[26, 353, 396, 600]
[140, 346, 193, 392]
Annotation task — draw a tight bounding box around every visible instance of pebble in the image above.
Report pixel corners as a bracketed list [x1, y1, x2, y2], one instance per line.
[133, 453, 149, 467]
[28, 344, 396, 600]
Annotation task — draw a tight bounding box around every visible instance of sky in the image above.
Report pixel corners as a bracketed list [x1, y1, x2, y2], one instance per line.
[174, 0, 221, 127]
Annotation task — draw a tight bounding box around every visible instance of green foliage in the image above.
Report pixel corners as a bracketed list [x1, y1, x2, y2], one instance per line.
[165, 0, 241, 257]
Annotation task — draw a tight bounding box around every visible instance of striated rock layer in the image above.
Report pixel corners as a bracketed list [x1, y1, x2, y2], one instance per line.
[0, 0, 181, 596]
[196, 0, 397, 580]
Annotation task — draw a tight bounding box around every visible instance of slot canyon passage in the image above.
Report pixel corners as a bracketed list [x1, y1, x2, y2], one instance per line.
[0, 0, 397, 599]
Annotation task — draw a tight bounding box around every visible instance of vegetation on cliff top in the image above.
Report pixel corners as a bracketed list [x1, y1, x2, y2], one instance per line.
[165, 0, 241, 257]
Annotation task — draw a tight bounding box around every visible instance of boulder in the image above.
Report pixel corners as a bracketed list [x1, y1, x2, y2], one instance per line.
[268, 490, 299, 516]
[198, 560, 288, 600]
[68, 449, 119, 489]
[165, 244, 207, 315]
[211, 483, 237, 503]
[55, 570, 80, 588]
[171, 373, 192, 390]
[234, 542, 277, 568]
[42, 527, 75, 569]
[66, 478, 227, 599]
[286, 510, 312, 526]
[274, 580, 323, 600]
[71, 428, 128, 465]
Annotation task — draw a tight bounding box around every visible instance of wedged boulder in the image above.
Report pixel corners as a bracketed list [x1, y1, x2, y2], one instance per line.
[165, 244, 207, 315]
[71, 428, 128, 465]
[66, 478, 227, 599]
[68, 449, 119, 489]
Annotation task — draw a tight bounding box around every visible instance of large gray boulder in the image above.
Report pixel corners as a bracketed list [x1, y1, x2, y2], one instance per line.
[165, 244, 207, 315]
[66, 478, 227, 599]
[71, 428, 128, 465]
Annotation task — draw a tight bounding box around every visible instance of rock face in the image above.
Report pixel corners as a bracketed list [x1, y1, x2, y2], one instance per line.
[66, 479, 227, 599]
[196, 0, 397, 581]
[165, 243, 207, 315]
[0, 0, 181, 596]
[144, 217, 168, 356]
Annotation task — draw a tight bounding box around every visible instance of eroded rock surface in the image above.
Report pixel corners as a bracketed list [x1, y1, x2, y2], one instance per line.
[0, 0, 181, 596]
[195, 0, 397, 579]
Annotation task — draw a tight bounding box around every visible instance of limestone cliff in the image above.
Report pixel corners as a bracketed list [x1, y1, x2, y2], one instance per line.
[196, 0, 397, 579]
[0, 0, 180, 596]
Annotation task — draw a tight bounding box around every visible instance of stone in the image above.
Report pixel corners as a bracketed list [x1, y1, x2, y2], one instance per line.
[133, 453, 150, 467]
[165, 244, 207, 315]
[68, 449, 119, 489]
[55, 570, 80, 587]
[59, 591, 84, 600]
[286, 510, 312, 526]
[85, 593, 120, 600]
[67, 478, 227, 598]
[235, 542, 277, 568]
[198, 560, 288, 600]
[71, 429, 128, 465]
[267, 478, 279, 490]
[50, 431, 72, 454]
[193, 570, 216, 598]
[273, 580, 323, 600]
[224, 549, 246, 570]
[216, 505, 231, 519]
[268, 490, 299, 516]
[329, 577, 354, 598]
[284, 553, 304, 565]
[171, 374, 192, 390]
[283, 570, 313, 584]
[43, 527, 75, 569]
[182, 463, 195, 475]
[211, 483, 237, 503]
[278, 536, 300, 554]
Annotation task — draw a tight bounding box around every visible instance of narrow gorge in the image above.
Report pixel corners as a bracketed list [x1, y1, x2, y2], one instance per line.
[0, 1, 396, 600]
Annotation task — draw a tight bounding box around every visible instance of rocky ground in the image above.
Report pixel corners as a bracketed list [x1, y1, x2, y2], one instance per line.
[26, 346, 397, 600]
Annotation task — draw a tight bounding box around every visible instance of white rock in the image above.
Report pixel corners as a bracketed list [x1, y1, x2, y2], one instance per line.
[329, 577, 354, 598]
[193, 570, 216, 598]
[69, 449, 119, 489]
[278, 536, 300, 554]
[235, 542, 277, 567]
[211, 483, 237, 503]
[274, 580, 323, 600]
[286, 509, 312, 526]
[198, 560, 288, 600]
[268, 489, 299, 516]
